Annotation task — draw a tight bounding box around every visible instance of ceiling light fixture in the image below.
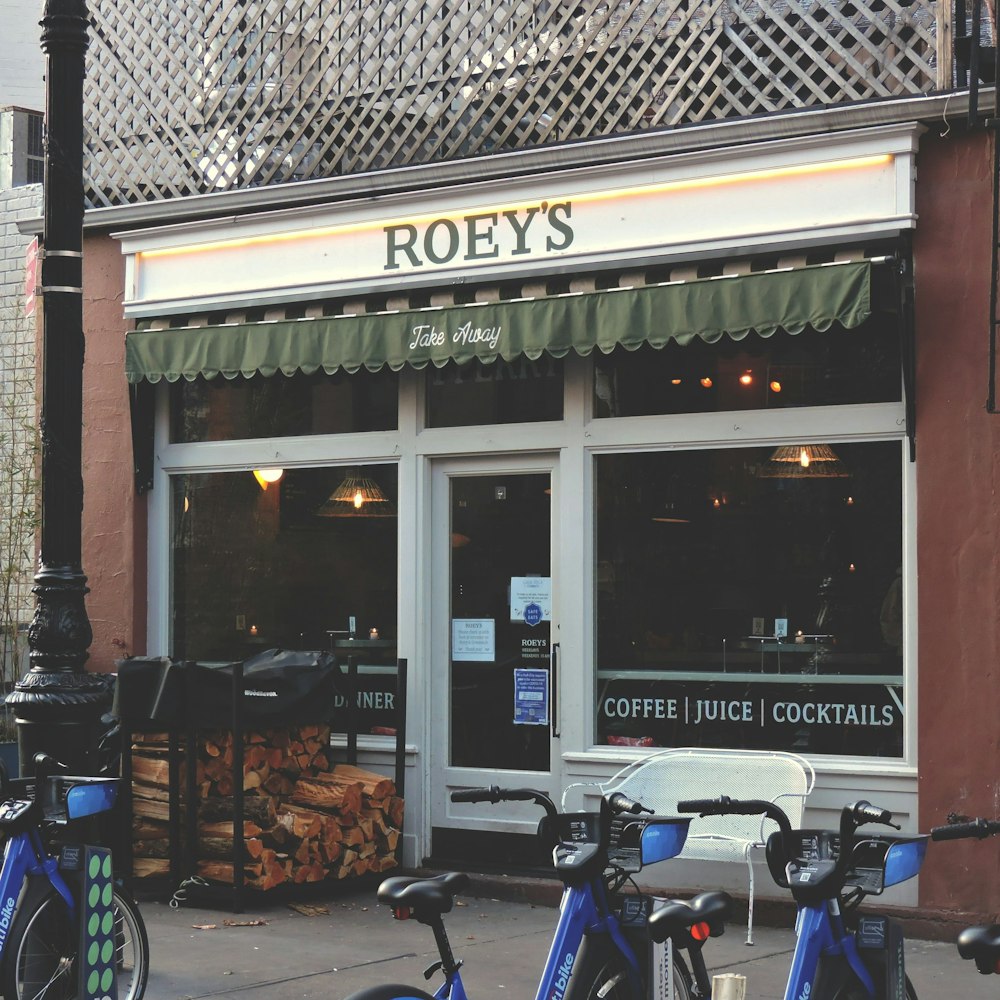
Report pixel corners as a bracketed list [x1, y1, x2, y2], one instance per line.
[316, 472, 396, 517]
[758, 444, 850, 479]
[253, 468, 284, 490]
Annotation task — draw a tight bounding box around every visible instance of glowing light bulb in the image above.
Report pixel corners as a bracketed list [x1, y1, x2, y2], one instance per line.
[739, 371, 753, 386]
[799, 448, 810, 468]
[700, 377, 713, 388]
[670, 378, 682, 385]
[253, 468, 284, 490]
[353, 490, 364, 508]
[769, 380, 782, 393]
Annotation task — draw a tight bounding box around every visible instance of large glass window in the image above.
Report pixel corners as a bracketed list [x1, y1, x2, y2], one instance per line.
[170, 369, 398, 442]
[593, 321, 900, 418]
[595, 442, 904, 757]
[171, 464, 397, 661]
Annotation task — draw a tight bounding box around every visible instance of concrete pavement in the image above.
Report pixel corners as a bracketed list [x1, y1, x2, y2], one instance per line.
[138, 881, 994, 999]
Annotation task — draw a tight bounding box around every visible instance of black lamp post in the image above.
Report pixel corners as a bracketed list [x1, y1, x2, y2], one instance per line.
[7, 0, 108, 772]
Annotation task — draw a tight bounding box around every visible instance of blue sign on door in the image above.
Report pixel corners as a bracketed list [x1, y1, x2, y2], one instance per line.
[513, 668, 549, 725]
[523, 602, 543, 626]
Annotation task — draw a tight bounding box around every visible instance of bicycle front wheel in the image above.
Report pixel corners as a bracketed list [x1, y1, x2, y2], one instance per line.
[1, 881, 149, 1000]
[584, 949, 694, 1000]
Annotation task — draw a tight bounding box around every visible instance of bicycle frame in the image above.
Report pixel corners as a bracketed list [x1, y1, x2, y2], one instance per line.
[430, 870, 640, 1000]
[0, 828, 75, 959]
[784, 901, 876, 1000]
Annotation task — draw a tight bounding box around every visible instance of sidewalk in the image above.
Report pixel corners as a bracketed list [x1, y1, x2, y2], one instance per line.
[139, 882, 993, 999]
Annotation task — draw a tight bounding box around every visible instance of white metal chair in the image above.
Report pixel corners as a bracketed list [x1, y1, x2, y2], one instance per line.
[563, 748, 815, 944]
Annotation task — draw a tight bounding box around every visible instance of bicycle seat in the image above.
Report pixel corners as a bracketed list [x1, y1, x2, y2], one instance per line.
[378, 872, 470, 917]
[648, 891, 732, 944]
[957, 924, 1000, 974]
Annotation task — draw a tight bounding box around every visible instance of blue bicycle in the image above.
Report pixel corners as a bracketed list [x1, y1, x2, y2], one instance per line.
[679, 796, 925, 999]
[344, 785, 732, 1000]
[930, 815, 1000, 977]
[0, 752, 149, 1000]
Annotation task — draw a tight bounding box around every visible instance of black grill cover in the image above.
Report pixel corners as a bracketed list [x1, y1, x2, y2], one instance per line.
[192, 648, 340, 726]
[115, 649, 340, 728]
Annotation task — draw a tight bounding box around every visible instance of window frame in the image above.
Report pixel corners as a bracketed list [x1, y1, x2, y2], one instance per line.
[147, 351, 915, 775]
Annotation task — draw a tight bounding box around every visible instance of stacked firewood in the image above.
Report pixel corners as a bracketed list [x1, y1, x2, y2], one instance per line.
[130, 726, 403, 889]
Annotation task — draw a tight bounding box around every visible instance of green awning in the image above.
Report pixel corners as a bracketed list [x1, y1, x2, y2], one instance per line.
[125, 259, 871, 384]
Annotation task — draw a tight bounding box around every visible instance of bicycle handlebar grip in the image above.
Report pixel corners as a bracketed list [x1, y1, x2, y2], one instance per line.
[931, 818, 997, 841]
[607, 792, 647, 815]
[679, 796, 775, 816]
[851, 800, 894, 826]
[677, 797, 729, 814]
[33, 753, 67, 775]
[451, 786, 501, 804]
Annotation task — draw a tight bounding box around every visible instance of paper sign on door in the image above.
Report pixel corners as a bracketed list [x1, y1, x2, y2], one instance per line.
[510, 577, 551, 624]
[513, 668, 549, 725]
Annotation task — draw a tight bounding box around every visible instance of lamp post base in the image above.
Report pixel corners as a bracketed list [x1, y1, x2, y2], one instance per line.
[8, 567, 109, 775]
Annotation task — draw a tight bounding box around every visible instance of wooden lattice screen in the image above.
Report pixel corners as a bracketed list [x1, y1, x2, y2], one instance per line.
[84, 0, 951, 208]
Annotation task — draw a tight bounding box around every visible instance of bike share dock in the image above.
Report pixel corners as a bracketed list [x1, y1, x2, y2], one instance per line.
[138, 879, 994, 1000]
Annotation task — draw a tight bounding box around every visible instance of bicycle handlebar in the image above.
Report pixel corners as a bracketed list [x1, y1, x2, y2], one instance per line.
[451, 786, 653, 822]
[33, 753, 69, 782]
[931, 817, 1000, 841]
[679, 796, 899, 896]
[678, 796, 794, 839]
[450, 786, 558, 819]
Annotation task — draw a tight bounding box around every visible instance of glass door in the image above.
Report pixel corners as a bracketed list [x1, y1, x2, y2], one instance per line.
[430, 455, 560, 862]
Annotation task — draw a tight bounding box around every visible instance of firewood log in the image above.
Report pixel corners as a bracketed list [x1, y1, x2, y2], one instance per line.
[198, 795, 277, 827]
[196, 860, 264, 884]
[329, 764, 396, 799]
[133, 858, 170, 879]
[199, 820, 263, 839]
[132, 840, 170, 859]
[199, 836, 265, 860]
[132, 755, 171, 787]
[290, 775, 363, 814]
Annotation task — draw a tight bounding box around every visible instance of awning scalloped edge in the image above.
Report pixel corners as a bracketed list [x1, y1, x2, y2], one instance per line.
[126, 260, 871, 384]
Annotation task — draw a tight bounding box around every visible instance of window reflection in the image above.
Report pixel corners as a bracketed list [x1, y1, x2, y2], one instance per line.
[594, 442, 903, 757]
[427, 356, 563, 427]
[170, 369, 398, 442]
[593, 321, 900, 418]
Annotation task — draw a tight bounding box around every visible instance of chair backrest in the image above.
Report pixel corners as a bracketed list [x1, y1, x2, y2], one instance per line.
[597, 748, 815, 860]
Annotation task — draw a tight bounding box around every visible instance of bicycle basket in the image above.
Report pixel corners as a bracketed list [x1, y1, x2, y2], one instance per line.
[846, 834, 928, 894]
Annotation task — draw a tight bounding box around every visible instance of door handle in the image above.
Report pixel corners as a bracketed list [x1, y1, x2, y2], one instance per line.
[551, 642, 560, 739]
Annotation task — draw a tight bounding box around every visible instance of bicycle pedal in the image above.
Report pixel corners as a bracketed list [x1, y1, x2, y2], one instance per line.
[423, 961, 443, 981]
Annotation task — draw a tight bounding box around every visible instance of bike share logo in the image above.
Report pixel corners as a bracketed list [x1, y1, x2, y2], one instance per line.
[0, 896, 16, 948]
[550, 951, 576, 1000]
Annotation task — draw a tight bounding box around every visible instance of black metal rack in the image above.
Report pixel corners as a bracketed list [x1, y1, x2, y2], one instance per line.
[116, 652, 408, 911]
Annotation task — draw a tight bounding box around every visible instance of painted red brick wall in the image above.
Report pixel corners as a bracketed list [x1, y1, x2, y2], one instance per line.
[81, 231, 145, 671]
[914, 128, 1000, 921]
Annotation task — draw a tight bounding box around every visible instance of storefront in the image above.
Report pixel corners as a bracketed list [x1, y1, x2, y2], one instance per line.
[108, 122, 921, 896]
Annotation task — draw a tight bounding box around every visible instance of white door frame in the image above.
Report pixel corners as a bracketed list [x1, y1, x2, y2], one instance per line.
[428, 452, 564, 840]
